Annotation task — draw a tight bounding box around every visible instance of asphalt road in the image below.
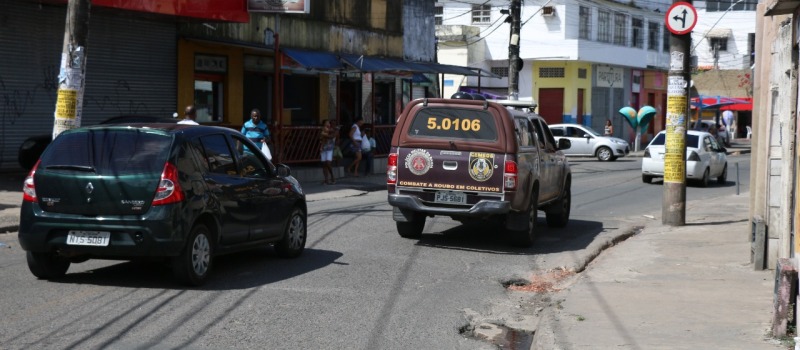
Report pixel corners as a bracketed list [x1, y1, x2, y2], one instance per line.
[0, 154, 751, 349]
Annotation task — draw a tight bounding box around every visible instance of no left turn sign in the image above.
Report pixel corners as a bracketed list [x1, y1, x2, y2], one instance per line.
[665, 2, 697, 35]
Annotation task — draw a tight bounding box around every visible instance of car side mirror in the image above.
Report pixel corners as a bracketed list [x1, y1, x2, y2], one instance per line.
[558, 138, 571, 150]
[276, 164, 292, 177]
[583, 134, 592, 139]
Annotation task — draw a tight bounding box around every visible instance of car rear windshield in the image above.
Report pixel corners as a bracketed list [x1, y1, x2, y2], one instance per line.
[40, 129, 172, 175]
[407, 107, 498, 141]
[649, 133, 700, 148]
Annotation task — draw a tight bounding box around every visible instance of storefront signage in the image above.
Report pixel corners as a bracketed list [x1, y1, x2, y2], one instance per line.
[244, 55, 274, 73]
[195, 54, 227, 73]
[247, 0, 310, 14]
[596, 66, 622, 88]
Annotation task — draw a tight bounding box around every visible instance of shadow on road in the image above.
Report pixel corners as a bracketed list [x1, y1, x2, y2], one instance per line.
[52, 248, 344, 290]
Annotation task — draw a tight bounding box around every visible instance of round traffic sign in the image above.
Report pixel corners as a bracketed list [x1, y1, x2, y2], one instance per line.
[665, 2, 697, 35]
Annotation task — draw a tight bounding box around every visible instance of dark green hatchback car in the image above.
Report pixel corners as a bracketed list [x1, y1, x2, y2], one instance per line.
[18, 123, 307, 286]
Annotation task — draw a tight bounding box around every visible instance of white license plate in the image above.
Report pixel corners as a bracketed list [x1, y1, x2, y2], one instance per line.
[66, 230, 110, 246]
[435, 190, 467, 204]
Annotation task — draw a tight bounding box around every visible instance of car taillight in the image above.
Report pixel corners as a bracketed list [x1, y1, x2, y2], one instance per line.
[688, 151, 700, 161]
[504, 160, 517, 191]
[152, 162, 185, 206]
[22, 160, 40, 203]
[643, 148, 650, 158]
[387, 153, 398, 184]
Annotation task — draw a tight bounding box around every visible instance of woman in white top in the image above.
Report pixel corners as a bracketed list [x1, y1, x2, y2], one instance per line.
[347, 117, 364, 177]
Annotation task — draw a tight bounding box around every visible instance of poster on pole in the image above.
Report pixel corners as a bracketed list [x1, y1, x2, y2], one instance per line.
[248, 0, 309, 13]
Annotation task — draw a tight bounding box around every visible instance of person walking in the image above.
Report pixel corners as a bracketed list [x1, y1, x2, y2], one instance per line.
[603, 119, 613, 136]
[241, 108, 271, 150]
[319, 119, 336, 184]
[178, 105, 199, 125]
[361, 127, 375, 176]
[347, 117, 364, 177]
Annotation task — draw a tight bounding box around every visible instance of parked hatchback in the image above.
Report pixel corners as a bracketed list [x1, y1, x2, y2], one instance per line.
[548, 123, 630, 161]
[18, 123, 307, 286]
[641, 130, 728, 186]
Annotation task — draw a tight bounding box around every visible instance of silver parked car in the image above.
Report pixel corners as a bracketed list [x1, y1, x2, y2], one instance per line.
[549, 123, 630, 161]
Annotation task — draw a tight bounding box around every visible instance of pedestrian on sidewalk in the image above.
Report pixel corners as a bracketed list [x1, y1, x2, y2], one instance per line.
[361, 127, 375, 176]
[347, 117, 364, 177]
[178, 105, 199, 125]
[604, 119, 613, 136]
[319, 119, 336, 184]
[241, 108, 271, 151]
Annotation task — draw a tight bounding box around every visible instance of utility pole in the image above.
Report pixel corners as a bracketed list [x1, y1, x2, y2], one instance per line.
[663, 1, 697, 226]
[508, 0, 521, 101]
[53, 0, 91, 139]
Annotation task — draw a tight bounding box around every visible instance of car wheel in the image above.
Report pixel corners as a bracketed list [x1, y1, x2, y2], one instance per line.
[172, 224, 212, 286]
[699, 168, 710, 187]
[397, 212, 426, 239]
[509, 187, 539, 247]
[597, 146, 613, 161]
[642, 175, 653, 184]
[26, 251, 70, 279]
[275, 208, 307, 258]
[717, 164, 727, 185]
[546, 182, 570, 228]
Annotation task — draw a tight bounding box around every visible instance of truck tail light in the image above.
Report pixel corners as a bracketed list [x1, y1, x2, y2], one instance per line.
[152, 162, 185, 206]
[504, 160, 517, 191]
[22, 160, 40, 203]
[387, 153, 398, 184]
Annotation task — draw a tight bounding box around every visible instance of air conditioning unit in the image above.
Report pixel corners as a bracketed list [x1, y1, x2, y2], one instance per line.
[542, 6, 555, 16]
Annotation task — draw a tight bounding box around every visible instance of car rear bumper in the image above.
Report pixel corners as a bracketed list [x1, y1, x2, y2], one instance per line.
[388, 194, 511, 217]
[642, 158, 703, 178]
[18, 202, 186, 258]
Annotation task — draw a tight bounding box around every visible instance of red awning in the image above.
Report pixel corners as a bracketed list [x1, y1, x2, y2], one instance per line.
[57, 0, 250, 23]
[690, 96, 752, 111]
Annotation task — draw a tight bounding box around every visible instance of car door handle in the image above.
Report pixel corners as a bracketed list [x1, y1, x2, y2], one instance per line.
[442, 161, 458, 170]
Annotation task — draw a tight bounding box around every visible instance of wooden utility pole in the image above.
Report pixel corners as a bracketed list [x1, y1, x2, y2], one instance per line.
[663, 1, 697, 226]
[53, 0, 90, 139]
[508, 0, 521, 100]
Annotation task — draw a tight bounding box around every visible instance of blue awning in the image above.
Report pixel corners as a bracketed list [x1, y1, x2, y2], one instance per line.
[282, 48, 344, 71]
[341, 54, 423, 72]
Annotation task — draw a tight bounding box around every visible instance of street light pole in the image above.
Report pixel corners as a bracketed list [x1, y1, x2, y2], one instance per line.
[53, 0, 90, 139]
[508, 0, 521, 100]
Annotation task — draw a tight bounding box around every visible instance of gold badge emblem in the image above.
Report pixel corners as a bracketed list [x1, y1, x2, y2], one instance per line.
[469, 152, 494, 182]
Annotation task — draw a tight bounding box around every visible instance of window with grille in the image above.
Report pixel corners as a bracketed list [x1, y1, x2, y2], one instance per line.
[748, 33, 755, 66]
[706, 0, 757, 11]
[662, 24, 670, 51]
[614, 13, 627, 46]
[435, 5, 443, 25]
[709, 37, 728, 51]
[578, 68, 587, 79]
[539, 67, 565, 78]
[491, 67, 509, 77]
[647, 22, 659, 51]
[472, 5, 491, 24]
[579, 6, 591, 40]
[631, 17, 643, 48]
[598, 10, 611, 43]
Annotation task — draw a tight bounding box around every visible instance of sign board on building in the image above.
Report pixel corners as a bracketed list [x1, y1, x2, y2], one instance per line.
[195, 54, 227, 73]
[248, 0, 309, 14]
[596, 66, 623, 88]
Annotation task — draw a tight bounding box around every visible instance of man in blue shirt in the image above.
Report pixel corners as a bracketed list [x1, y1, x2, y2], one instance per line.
[241, 108, 270, 150]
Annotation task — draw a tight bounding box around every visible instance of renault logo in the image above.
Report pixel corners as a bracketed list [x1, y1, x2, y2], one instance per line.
[85, 182, 94, 194]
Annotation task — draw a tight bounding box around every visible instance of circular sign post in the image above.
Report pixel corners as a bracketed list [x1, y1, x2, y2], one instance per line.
[665, 2, 697, 35]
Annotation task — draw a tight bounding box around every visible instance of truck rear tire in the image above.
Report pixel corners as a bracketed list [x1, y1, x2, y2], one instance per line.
[546, 183, 570, 228]
[508, 188, 538, 247]
[397, 213, 426, 239]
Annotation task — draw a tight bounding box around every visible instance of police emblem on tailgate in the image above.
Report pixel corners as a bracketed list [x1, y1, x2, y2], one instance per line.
[469, 152, 494, 181]
[405, 149, 433, 175]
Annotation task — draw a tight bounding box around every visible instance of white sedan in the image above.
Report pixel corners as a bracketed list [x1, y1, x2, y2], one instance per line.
[642, 130, 728, 186]
[549, 123, 630, 161]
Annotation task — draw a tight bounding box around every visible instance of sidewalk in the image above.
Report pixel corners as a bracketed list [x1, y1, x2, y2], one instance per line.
[532, 190, 785, 349]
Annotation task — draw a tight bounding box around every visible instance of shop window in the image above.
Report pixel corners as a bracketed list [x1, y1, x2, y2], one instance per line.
[194, 76, 223, 123]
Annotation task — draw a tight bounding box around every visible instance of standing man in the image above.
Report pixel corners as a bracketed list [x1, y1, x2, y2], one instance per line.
[722, 109, 735, 140]
[178, 105, 199, 125]
[241, 108, 270, 150]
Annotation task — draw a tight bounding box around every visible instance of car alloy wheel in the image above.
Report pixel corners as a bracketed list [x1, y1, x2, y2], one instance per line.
[597, 146, 613, 161]
[275, 209, 307, 258]
[190, 233, 211, 277]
